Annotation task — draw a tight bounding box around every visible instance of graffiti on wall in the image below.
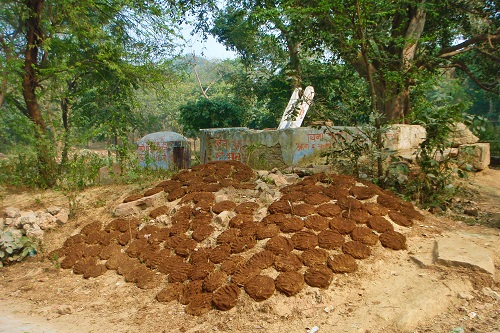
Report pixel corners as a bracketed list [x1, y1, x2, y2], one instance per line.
[213, 138, 246, 162]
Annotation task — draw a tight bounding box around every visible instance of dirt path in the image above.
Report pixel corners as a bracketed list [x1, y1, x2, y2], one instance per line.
[1, 165, 499, 333]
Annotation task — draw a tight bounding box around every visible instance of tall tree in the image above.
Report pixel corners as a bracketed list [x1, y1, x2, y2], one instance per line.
[1, 0, 186, 186]
[209, 0, 499, 122]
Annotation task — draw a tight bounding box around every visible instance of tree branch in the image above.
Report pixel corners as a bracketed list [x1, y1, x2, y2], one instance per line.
[441, 61, 497, 92]
[438, 34, 500, 58]
[476, 48, 500, 64]
[191, 54, 210, 99]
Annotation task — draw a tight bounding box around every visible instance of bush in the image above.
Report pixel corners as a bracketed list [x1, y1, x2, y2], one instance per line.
[179, 97, 246, 137]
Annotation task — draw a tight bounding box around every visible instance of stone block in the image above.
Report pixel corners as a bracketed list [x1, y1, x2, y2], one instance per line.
[450, 122, 479, 147]
[434, 236, 495, 275]
[458, 143, 490, 170]
[384, 124, 426, 152]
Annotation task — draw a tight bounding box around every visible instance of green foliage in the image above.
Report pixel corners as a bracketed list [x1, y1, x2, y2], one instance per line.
[59, 151, 109, 191]
[0, 229, 37, 266]
[0, 146, 49, 188]
[179, 97, 246, 137]
[321, 112, 393, 182]
[397, 78, 471, 208]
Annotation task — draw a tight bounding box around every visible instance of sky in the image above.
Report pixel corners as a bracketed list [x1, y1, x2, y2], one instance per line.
[180, 25, 237, 60]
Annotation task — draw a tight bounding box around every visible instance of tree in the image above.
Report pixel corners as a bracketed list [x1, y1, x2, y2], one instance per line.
[208, 0, 499, 123]
[1, 0, 185, 186]
[316, 0, 498, 121]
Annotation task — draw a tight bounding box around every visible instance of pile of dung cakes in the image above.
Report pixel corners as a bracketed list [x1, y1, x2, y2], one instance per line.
[49, 161, 424, 316]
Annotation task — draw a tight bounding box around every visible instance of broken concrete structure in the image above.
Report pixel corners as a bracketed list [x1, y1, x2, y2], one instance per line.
[199, 125, 426, 169]
[199, 124, 490, 171]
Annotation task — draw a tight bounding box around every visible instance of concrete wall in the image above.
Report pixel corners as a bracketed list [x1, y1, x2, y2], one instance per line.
[199, 125, 427, 168]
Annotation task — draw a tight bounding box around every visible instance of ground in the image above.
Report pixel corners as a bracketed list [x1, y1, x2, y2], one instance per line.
[0, 164, 499, 333]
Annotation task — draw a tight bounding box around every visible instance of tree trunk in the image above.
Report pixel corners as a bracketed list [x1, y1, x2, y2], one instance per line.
[60, 96, 70, 170]
[374, 82, 411, 122]
[286, 40, 302, 89]
[22, 0, 56, 187]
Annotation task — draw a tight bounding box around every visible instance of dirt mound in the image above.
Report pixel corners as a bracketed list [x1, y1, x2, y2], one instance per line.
[45, 161, 419, 316]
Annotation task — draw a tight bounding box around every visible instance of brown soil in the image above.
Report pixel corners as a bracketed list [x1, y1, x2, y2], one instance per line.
[0, 162, 499, 333]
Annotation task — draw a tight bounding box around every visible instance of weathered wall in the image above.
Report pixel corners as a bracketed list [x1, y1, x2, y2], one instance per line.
[199, 125, 490, 170]
[199, 127, 333, 167]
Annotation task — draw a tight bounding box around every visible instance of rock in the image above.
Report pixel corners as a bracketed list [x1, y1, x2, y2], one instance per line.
[46, 206, 62, 215]
[4, 207, 21, 218]
[284, 174, 300, 183]
[464, 209, 479, 217]
[267, 173, 288, 187]
[18, 212, 37, 228]
[25, 224, 44, 241]
[0, 218, 4, 229]
[450, 123, 479, 147]
[113, 202, 143, 217]
[55, 208, 70, 225]
[56, 305, 74, 315]
[434, 236, 495, 275]
[215, 211, 236, 228]
[215, 194, 230, 203]
[255, 181, 271, 193]
[482, 287, 500, 301]
[4, 218, 15, 227]
[36, 212, 58, 230]
[256, 170, 270, 178]
[457, 292, 474, 301]
[112, 192, 162, 217]
[259, 191, 274, 204]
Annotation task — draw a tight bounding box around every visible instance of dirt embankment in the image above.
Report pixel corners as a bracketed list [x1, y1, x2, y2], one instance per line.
[0, 162, 499, 333]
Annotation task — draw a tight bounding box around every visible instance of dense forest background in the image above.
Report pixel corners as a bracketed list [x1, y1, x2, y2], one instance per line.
[0, 0, 498, 190]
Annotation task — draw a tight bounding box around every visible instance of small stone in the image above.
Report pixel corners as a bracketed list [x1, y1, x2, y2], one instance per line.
[458, 292, 474, 300]
[46, 206, 62, 215]
[56, 305, 74, 315]
[464, 209, 479, 217]
[482, 287, 500, 301]
[55, 208, 70, 225]
[215, 211, 237, 228]
[4, 207, 21, 218]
